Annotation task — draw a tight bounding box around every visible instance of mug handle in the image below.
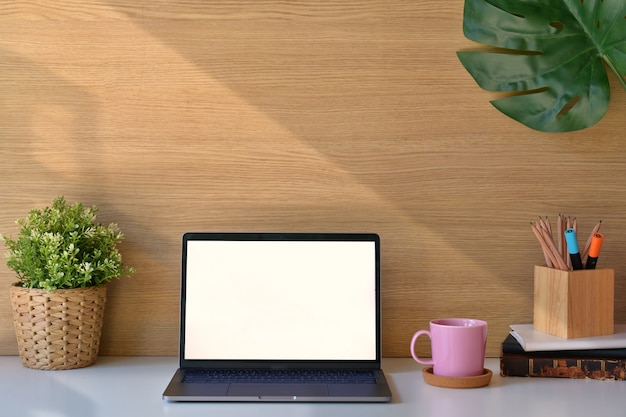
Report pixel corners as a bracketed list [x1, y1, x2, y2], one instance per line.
[410, 330, 434, 366]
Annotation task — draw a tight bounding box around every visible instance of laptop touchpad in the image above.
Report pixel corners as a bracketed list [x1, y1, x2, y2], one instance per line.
[228, 383, 328, 397]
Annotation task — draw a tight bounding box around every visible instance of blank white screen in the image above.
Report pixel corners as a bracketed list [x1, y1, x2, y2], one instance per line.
[184, 240, 377, 360]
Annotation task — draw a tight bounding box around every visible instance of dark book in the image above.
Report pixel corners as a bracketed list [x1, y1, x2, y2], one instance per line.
[500, 334, 626, 380]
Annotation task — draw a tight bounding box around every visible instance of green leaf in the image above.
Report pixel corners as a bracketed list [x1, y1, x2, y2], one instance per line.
[2, 196, 134, 290]
[457, 0, 626, 132]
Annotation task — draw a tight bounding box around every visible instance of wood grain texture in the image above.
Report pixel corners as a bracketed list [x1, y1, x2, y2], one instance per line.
[534, 266, 614, 339]
[1, 1, 626, 357]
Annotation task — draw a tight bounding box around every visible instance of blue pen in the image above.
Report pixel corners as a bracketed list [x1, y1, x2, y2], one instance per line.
[564, 228, 583, 270]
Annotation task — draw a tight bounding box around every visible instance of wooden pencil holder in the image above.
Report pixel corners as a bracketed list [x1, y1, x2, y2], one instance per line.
[533, 265, 614, 339]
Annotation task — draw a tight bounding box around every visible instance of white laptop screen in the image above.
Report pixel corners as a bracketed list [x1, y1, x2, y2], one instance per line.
[183, 238, 377, 361]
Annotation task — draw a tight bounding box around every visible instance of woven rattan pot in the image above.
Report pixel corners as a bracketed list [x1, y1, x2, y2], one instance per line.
[10, 283, 107, 370]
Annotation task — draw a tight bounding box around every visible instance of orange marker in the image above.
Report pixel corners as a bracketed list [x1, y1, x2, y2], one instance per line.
[585, 233, 604, 270]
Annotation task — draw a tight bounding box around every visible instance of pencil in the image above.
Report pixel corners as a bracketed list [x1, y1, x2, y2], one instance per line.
[581, 220, 602, 261]
[557, 214, 564, 260]
[545, 216, 552, 235]
[543, 228, 568, 270]
[530, 222, 554, 268]
[532, 222, 568, 270]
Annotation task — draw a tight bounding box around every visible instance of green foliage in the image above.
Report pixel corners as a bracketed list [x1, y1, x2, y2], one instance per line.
[457, 0, 626, 132]
[3, 196, 134, 291]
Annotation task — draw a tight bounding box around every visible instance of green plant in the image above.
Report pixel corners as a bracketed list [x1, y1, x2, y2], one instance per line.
[3, 196, 134, 291]
[457, 0, 626, 132]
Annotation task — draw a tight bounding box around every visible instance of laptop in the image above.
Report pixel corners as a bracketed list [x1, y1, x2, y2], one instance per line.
[163, 232, 392, 402]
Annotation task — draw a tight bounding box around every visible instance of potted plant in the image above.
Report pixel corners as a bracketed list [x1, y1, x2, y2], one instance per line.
[2, 196, 134, 370]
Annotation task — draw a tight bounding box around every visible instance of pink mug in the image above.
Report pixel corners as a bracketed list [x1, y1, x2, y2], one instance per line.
[410, 318, 487, 377]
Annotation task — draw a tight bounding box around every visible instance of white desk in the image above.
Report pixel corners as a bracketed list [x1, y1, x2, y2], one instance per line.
[1, 356, 623, 416]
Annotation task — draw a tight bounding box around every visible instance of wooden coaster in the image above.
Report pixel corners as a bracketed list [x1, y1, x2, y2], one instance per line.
[422, 367, 492, 389]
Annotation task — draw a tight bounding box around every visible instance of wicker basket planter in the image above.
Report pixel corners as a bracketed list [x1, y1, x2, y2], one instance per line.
[10, 283, 108, 370]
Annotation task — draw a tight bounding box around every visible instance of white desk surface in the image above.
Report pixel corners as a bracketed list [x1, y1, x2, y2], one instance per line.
[1, 356, 623, 417]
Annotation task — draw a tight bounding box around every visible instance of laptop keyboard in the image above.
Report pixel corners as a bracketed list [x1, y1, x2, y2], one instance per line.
[183, 369, 377, 384]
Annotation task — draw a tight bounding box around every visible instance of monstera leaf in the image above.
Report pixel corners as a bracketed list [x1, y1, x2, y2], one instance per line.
[457, 0, 626, 132]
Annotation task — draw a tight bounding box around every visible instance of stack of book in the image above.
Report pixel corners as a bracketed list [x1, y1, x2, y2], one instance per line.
[500, 324, 626, 380]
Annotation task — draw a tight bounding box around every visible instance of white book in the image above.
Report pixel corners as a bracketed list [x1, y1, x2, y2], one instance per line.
[509, 324, 626, 352]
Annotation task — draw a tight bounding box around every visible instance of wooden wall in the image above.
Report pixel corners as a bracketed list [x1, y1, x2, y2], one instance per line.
[1, 1, 625, 358]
